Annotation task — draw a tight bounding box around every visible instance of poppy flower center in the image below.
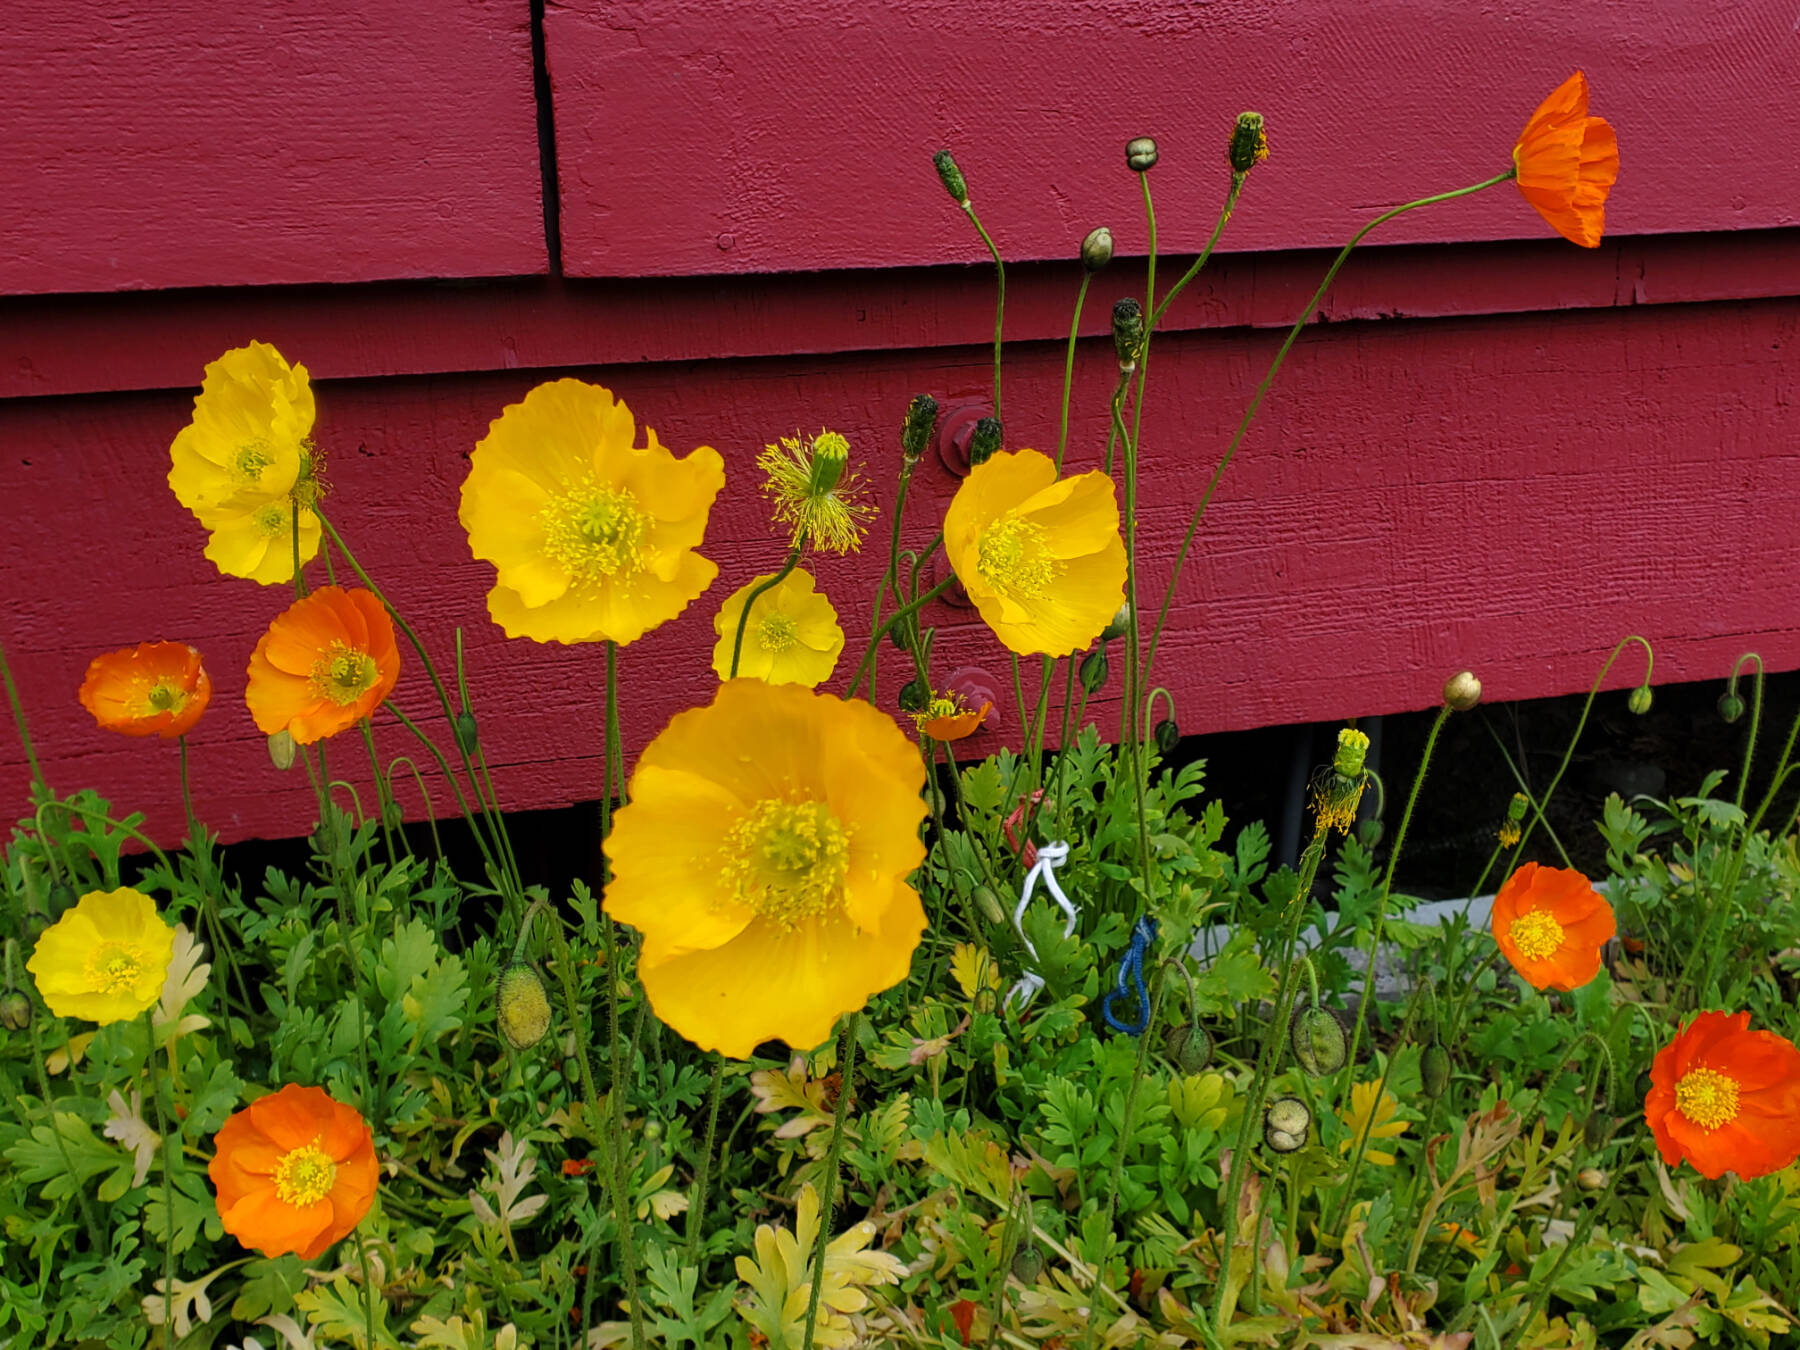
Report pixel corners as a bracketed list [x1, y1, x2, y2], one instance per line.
[310, 643, 377, 706]
[86, 943, 144, 994]
[1509, 909, 1565, 960]
[253, 502, 289, 538]
[272, 1139, 338, 1207]
[722, 799, 851, 929]
[143, 681, 187, 714]
[541, 479, 647, 584]
[756, 612, 798, 653]
[234, 441, 274, 484]
[976, 516, 1056, 599]
[1674, 1066, 1740, 1131]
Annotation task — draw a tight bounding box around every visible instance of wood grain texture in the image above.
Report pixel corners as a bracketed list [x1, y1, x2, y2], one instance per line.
[545, 0, 1798, 277]
[5, 230, 1797, 401]
[0, 1, 547, 295]
[3, 297, 1793, 844]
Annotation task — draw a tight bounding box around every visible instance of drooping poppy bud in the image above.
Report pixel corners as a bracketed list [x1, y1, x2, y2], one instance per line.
[1442, 670, 1482, 712]
[496, 963, 552, 1051]
[1290, 1004, 1348, 1077]
[1164, 1022, 1213, 1074]
[1421, 1042, 1453, 1098]
[933, 150, 969, 207]
[1628, 685, 1653, 715]
[1080, 648, 1109, 694]
[1153, 718, 1180, 758]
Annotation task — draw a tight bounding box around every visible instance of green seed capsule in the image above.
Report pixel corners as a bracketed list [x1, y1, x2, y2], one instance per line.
[1289, 1005, 1348, 1077]
[898, 678, 929, 713]
[1164, 1022, 1213, 1074]
[1080, 649, 1109, 694]
[968, 417, 1003, 467]
[1421, 1042, 1452, 1098]
[1011, 1245, 1045, 1284]
[0, 990, 31, 1032]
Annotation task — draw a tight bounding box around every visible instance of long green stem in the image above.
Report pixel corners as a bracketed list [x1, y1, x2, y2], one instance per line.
[385, 704, 507, 889]
[0, 638, 45, 798]
[800, 1013, 862, 1350]
[1143, 172, 1515, 689]
[177, 737, 254, 1018]
[730, 548, 802, 679]
[962, 205, 1006, 423]
[684, 1060, 727, 1264]
[144, 1010, 177, 1344]
[1478, 720, 1574, 867]
[1055, 275, 1093, 474]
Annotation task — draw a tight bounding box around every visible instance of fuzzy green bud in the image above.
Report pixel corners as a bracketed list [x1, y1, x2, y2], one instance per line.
[1111, 298, 1144, 368]
[974, 885, 1006, 926]
[1263, 1095, 1311, 1153]
[1421, 1042, 1452, 1098]
[1289, 1004, 1348, 1077]
[968, 417, 1003, 468]
[1627, 685, 1653, 716]
[383, 800, 404, 832]
[1080, 648, 1109, 694]
[1228, 112, 1269, 174]
[1153, 718, 1180, 758]
[807, 431, 851, 494]
[1125, 136, 1159, 172]
[898, 678, 929, 713]
[268, 729, 298, 771]
[1718, 690, 1746, 724]
[1442, 670, 1482, 712]
[0, 990, 30, 1032]
[1582, 1111, 1614, 1152]
[1102, 602, 1132, 642]
[933, 149, 968, 206]
[1332, 727, 1371, 778]
[1164, 1022, 1213, 1074]
[1081, 226, 1114, 272]
[1011, 1245, 1046, 1284]
[901, 393, 938, 465]
[497, 963, 552, 1051]
[454, 708, 480, 756]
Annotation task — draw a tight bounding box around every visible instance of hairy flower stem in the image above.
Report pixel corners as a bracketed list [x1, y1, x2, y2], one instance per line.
[728, 547, 803, 679]
[961, 204, 1006, 424]
[1054, 275, 1093, 474]
[1213, 823, 1331, 1337]
[26, 1017, 106, 1247]
[867, 461, 918, 703]
[357, 721, 401, 868]
[684, 1058, 726, 1264]
[800, 1012, 862, 1350]
[1142, 172, 1515, 690]
[386, 703, 508, 887]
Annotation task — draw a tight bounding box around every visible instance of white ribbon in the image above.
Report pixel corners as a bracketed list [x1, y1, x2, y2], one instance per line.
[1005, 840, 1078, 1013]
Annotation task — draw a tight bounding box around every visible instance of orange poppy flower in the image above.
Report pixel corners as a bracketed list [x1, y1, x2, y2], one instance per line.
[1512, 71, 1619, 248]
[209, 1084, 379, 1260]
[246, 586, 400, 744]
[911, 691, 991, 742]
[77, 641, 211, 739]
[1490, 862, 1615, 990]
[1645, 1011, 1800, 1180]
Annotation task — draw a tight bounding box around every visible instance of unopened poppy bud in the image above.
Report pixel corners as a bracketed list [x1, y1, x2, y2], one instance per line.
[383, 801, 404, 832]
[1582, 1111, 1614, 1152]
[898, 678, 929, 713]
[1442, 670, 1482, 712]
[1228, 112, 1269, 174]
[455, 708, 479, 756]
[933, 149, 969, 207]
[1333, 728, 1371, 778]
[0, 990, 30, 1032]
[1154, 718, 1180, 758]
[901, 394, 938, 465]
[1421, 1042, 1452, 1098]
[974, 885, 1006, 926]
[268, 730, 297, 771]
[1264, 1095, 1310, 1153]
[1577, 1167, 1608, 1190]
[1081, 226, 1114, 272]
[1627, 685, 1653, 716]
[1011, 1245, 1046, 1284]
[1289, 1004, 1348, 1077]
[497, 963, 552, 1051]
[1164, 1022, 1213, 1074]
[643, 1119, 664, 1141]
[1718, 690, 1745, 724]
[887, 617, 914, 653]
[1102, 603, 1132, 642]
[1125, 136, 1159, 172]
[1080, 648, 1109, 693]
[1112, 298, 1144, 368]
[968, 417, 1003, 468]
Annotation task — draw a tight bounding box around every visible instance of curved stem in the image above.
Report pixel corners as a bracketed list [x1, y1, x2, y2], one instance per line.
[844, 577, 958, 702]
[730, 548, 803, 679]
[800, 1012, 862, 1350]
[1476, 719, 1573, 867]
[1055, 274, 1093, 474]
[963, 205, 1006, 424]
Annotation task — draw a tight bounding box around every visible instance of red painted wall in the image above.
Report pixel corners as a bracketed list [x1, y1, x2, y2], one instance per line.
[3, 2, 1798, 845]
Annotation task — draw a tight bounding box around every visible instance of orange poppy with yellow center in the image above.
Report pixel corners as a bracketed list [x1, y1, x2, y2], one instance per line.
[1489, 862, 1614, 991]
[78, 642, 212, 739]
[245, 586, 400, 743]
[209, 1084, 378, 1260]
[1512, 71, 1619, 248]
[1645, 1011, 1800, 1180]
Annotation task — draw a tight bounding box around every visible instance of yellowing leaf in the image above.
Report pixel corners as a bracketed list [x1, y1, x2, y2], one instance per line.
[950, 943, 1000, 999]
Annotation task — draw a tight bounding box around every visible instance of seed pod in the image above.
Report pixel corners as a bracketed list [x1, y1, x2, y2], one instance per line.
[268, 729, 298, 771]
[454, 708, 480, 756]
[1227, 112, 1268, 174]
[1718, 691, 1745, 724]
[1442, 670, 1482, 712]
[1577, 1167, 1609, 1190]
[1153, 718, 1180, 758]
[1164, 1022, 1213, 1074]
[932, 149, 968, 206]
[1332, 728, 1371, 778]
[901, 393, 938, 465]
[1080, 648, 1109, 694]
[898, 678, 929, 713]
[0, 990, 31, 1032]
[1628, 685, 1653, 716]
[1080, 226, 1114, 273]
[497, 963, 553, 1051]
[1011, 1245, 1046, 1284]
[1112, 298, 1144, 368]
[1125, 136, 1159, 172]
[1263, 1095, 1311, 1153]
[969, 417, 1004, 468]
[974, 886, 1006, 926]
[1289, 1004, 1348, 1077]
[1421, 1042, 1452, 1098]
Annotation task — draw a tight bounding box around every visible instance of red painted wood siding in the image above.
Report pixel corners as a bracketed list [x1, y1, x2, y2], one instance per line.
[544, 0, 1798, 276]
[3, 2, 1798, 845]
[0, 2, 546, 294]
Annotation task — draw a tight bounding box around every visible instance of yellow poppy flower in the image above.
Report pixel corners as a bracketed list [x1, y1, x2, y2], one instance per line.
[942, 449, 1126, 656]
[460, 379, 726, 645]
[604, 679, 928, 1058]
[168, 342, 323, 585]
[710, 568, 845, 686]
[1338, 1080, 1410, 1167]
[27, 888, 177, 1026]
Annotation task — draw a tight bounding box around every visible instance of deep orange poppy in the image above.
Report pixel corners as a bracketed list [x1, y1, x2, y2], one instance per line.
[209, 1084, 379, 1260]
[246, 586, 400, 744]
[1645, 1011, 1800, 1180]
[77, 642, 211, 739]
[911, 692, 991, 742]
[1490, 862, 1615, 991]
[1513, 71, 1619, 248]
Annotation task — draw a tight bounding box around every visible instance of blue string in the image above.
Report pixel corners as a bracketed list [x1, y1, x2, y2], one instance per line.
[1103, 916, 1158, 1035]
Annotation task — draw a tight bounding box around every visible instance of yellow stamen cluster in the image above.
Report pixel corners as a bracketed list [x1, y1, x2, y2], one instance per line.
[756, 431, 875, 554]
[1674, 1066, 1740, 1131]
[1497, 820, 1522, 848]
[540, 478, 649, 584]
[976, 516, 1056, 599]
[86, 944, 145, 994]
[310, 643, 377, 707]
[1509, 910, 1565, 961]
[1310, 769, 1367, 835]
[722, 799, 852, 929]
[756, 611, 799, 653]
[272, 1139, 338, 1207]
